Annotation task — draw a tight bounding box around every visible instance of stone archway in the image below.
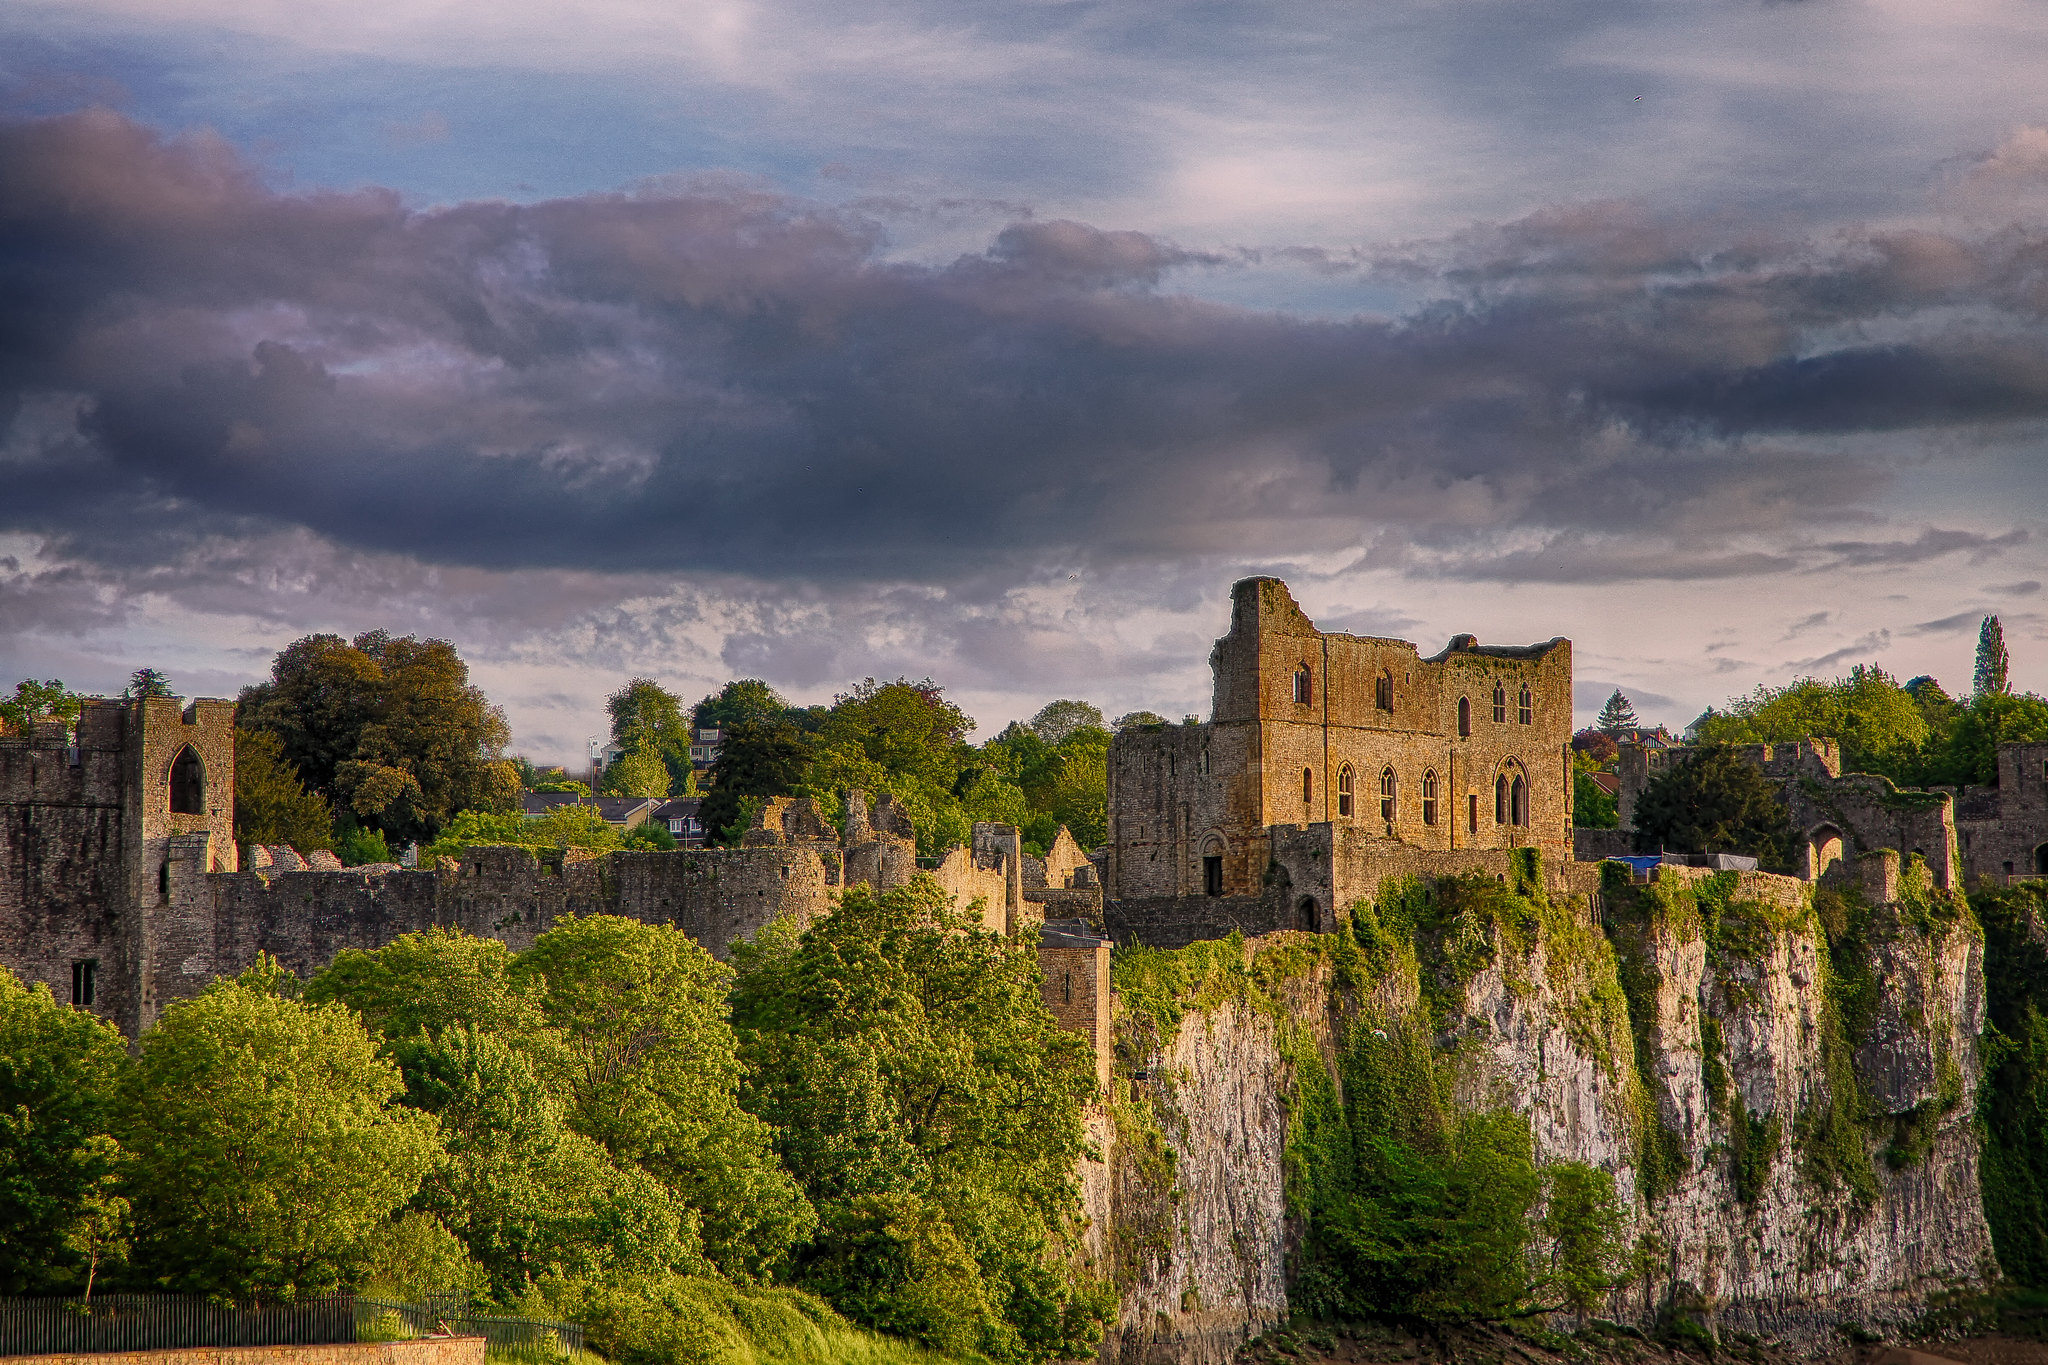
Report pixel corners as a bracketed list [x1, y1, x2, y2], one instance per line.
[169, 745, 206, 815]
[1807, 824, 1845, 881]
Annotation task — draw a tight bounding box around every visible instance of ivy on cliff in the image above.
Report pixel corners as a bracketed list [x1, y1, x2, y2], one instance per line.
[1973, 880, 2048, 1287]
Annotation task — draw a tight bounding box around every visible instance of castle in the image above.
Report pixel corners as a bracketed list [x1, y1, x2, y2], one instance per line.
[1104, 577, 1583, 946]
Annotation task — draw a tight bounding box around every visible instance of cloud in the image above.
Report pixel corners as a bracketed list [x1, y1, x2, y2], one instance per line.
[1813, 528, 2028, 571]
[1988, 579, 2042, 596]
[1790, 629, 1893, 672]
[1906, 610, 1985, 636]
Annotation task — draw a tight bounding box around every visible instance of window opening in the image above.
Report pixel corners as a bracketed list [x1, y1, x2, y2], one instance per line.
[1200, 749, 1211, 775]
[169, 745, 206, 815]
[1518, 684, 1533, 725]
[1293, 664, 1313, 705]
[1303, 767, 1314, 805]
[1495, 774, 1510, 824]
[1458, 697, 1471, 737]
[1063, 971, 1073, 1004]
[1337, 765, 1354, 818]
[1297, 897, 1318, 932]
[1204, 855, 1224, 896]
[1380, 767, 1397, 822]
[1422, 770, 1438, 826]
[1492, 685, 1507, 724]
[2037, 844, 2048, 877]
[1375, 670, 1393, 712]
[71, 960, 96, 1008]
[1468, 793, 1479, 833]
[1511, 774, 1528, 826]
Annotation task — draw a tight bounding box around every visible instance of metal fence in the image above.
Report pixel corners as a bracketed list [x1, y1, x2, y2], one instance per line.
[0, 1295, 585, 1361]
[0, 1294, 357, 1357]
[356, 1299, 586, 1362]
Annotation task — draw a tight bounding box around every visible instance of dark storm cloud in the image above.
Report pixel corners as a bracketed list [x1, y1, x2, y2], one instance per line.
[1, 110, 2042, 597]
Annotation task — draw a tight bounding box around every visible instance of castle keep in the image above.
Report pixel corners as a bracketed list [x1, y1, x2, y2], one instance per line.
[1104, 577, 1575, 944]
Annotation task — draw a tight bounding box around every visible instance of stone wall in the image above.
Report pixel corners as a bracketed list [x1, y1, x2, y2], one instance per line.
[1949, 741, 2048, 883]
[1108, 576, 1573, 941]
[12, 1338, 485, 1365]
[1038, 923, 1112, 1090]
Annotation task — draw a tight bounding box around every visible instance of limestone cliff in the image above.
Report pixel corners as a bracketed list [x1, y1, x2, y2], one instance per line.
[1088, 858, 1993, 1364]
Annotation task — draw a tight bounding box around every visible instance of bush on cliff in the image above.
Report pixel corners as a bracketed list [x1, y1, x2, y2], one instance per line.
[1975, 881, 2048, 1287]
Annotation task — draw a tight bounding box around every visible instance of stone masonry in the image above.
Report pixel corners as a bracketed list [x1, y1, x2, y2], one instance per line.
[1105, 576, 1574, 944]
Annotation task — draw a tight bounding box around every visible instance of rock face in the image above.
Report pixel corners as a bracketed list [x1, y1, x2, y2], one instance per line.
[1090, 863, 1995, 1362]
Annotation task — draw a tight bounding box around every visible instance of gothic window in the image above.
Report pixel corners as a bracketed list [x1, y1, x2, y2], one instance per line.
[1293, 664, 1313, 705]
[1492, 684, 1507, 724]
[169, 745, 205, 815]
[1511, 773, 1528, 826]
[1495, 773, 1510, 824]
[1380, 767, 1397, 821]
[1518, 684, 1533, 725]
[1375, 670, 1394, 712]
[1337, 764, 1355, 818]
[1303, 767, 1314, 805]
[1458, 696, 1471, 737]
[1422, 770, 1439, 825]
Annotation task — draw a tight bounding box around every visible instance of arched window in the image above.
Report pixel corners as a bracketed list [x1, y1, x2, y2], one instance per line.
[1375, 670, 1394, 712]
[1422, 770, 1439, 825]
[1380, 767, 1397, 821]
[1303, 767, 1314, 805]
[1492, 684, 1507, 724]
[1293, 664, 1313, 705]
[2033, 843, 2048, 877]
[1297, 897, 1319, 932]
[1337, 764, 1355, 818]
[1511, 773, 1527, 826]
[169, 745, 206, 815]
[1495, 773, 1510, 824]
[1203, 836, 1226, 896]
[1457, 696, 1471, 737]
[1518, 684, 1533, 725]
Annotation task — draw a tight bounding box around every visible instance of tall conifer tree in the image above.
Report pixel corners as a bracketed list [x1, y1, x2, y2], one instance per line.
[1975, 616, 2012, 698]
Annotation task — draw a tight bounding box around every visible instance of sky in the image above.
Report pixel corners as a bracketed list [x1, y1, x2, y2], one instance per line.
[3, 0, 2047, 765]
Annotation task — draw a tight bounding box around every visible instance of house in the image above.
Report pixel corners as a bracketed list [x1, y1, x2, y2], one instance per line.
[652, 797, 707, 847]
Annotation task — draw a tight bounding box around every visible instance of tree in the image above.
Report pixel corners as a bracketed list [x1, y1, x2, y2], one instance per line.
[1693, 666, 1930, 784]
[603, 750, 672, 800]
[396, 1026, 698, 1301]
[306, 928, 551, 1047]
[730, 880, 1108, 1362]
[1630, 745, 1796, 870]
[1571, 729, 1618, 764]
[1977, 616, 2013, 698]
[125, 669, 175, 700]
[608, 679, 693, 793]
[234, 730, 334, 851]
[0, 968, 132, 1295]
[1940, 692, 2048, 788]
[1595, 690, 1638, 736]
[123, 960, 442, 1302]
[513, 916, 815, 1282]
[1572, 768, 1618, 829]
[693, 680, 792, 734]
[1111, 711, 1169, 731]
[0, 679, 83, 738]
[700, 718, 814, 847]
[1028, 700, 1103, 745]
[239, 632, 519, 842]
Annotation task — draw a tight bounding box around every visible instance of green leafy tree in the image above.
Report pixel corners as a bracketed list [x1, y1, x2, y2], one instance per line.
[1028, 700, 1103, 745]
[1572, 769, 1618, 829]
[335, 823, 394, 866]
[235, 730, 335, 851]
[239, 632, 519, 843]
[603, 750, 673, 800]
[125, 669, 175, 700]
[0, 679, 83, 738]
[700, 719, 814, 847]
[1977, 615, 2013, 698]
[306, 928, 551, 1046]
[396, 1026, 699, 1301]
[513, 916, 815, 1283]
[1939, 692, 2048, 788]
[61, 1138, 132, 1304]
[693, 680, 793, 734]
[1595, 690, 1638, 735]
[1111, 711, 1170, 731]
[609, 679, 694, 793]
[1693, 665, 1931, 784]
[1630, 745, 1796, 869]
[123, 960, 442, 1302]
[0, 968, 132, 1295]
[731, 879, 1108, 1362]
